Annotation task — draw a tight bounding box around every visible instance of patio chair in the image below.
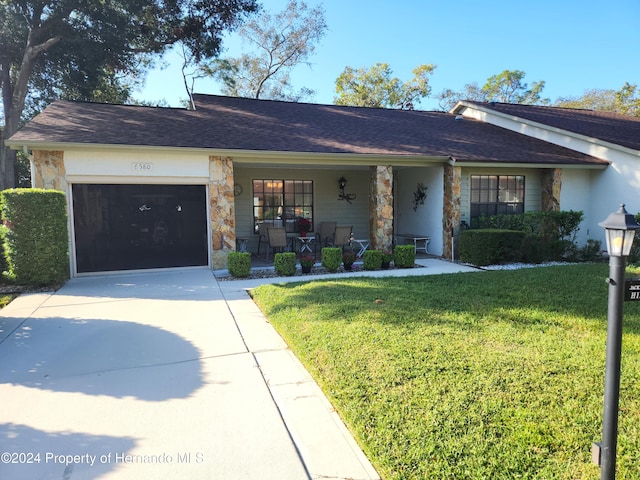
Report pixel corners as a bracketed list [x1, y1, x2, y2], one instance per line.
[266, 227, 289, 260]
[315, 221, 336, 252]
[256, 223, 270, 257]
[331, 226, 353, 251]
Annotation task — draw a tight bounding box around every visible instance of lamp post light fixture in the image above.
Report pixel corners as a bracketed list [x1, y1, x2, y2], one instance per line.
[595, 204, 640, 480]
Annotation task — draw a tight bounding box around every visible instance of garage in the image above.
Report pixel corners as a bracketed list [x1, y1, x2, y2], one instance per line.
[72, 184, 209, 273]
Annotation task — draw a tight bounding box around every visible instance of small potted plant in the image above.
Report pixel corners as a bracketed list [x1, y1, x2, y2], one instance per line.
[299, 254, 315, 274]
[298, 217, 312, 237]
[342, 251, 357, 270]
[382, 250, 394, 269]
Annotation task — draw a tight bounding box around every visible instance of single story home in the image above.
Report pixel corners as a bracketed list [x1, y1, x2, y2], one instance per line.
[6, 94, 639, 277]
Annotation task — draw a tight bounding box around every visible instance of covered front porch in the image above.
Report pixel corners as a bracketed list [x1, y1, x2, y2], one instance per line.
[223, 161, 445, 266]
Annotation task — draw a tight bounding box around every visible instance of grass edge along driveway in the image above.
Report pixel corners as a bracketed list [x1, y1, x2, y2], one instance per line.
[251, 264, 640, 480]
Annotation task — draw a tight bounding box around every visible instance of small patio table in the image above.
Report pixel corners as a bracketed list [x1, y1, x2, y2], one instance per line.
[395, 233, 430, 254]
[236, 237, 249, 253]
[351, 238, 370, 257]
[297, 236, 315, 254]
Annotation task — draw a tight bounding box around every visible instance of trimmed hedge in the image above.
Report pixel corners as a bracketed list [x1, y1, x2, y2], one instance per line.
[394, 245, 416, 268]
[363, 250, 383, 270]
[321, 247, 342, 273]
[1, 188, 69, 285]
[227, 252, 251, 277]
[274, 252, 296, 276]
[459, 229, 525, 266]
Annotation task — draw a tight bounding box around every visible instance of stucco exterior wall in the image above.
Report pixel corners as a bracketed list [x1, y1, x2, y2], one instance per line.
[63, 149, 210, 182]
[394, 166, 444, 256]
[559, 169, 595, 245]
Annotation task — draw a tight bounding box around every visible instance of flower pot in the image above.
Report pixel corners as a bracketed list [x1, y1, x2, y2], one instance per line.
[343, 263, 353, 271]
[301, 265, 312, 274]
[381, 261, 391, 269]
[300, 231, 307, 238]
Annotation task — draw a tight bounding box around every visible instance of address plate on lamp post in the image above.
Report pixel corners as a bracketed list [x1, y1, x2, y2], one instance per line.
[624, 278, 640, 301]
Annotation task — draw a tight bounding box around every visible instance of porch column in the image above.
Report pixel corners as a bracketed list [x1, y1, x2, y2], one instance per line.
[443, 163, 462, 260]
[209, 156, 236, 270]
[541, 168, 562, 211]
[32, 150, 68, 193]
[369, 165, 394, 251]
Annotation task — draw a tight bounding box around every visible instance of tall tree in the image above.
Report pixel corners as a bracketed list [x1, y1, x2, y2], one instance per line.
[436, 69, 547, 111]
[554, 83, 640, 117]
[482, 70, 547, 104]
[334, 63, 436, 109]
[202, 0, 327, 101]
[0, 0, 258, 189]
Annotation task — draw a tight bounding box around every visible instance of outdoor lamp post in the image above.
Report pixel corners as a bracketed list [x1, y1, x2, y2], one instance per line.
[596, 204, 640, 480]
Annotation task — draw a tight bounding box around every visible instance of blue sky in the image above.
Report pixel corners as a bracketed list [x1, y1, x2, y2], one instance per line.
[135, 0, 640, 110]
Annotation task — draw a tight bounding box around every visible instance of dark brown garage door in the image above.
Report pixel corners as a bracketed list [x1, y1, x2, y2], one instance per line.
[72, 184, 208, 273]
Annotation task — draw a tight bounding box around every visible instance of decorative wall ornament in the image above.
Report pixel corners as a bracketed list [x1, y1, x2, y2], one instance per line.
[412, 182, 427, 211]
[338, 176, 356, 203]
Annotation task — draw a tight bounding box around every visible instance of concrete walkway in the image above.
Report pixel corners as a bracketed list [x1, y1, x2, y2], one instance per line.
[0, 259, 478, 479]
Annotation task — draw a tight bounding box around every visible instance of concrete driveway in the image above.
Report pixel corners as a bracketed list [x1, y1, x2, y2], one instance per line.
[0, 269, 379, 480]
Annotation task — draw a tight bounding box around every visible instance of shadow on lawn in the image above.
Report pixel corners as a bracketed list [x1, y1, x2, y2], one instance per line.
[256, 264, 640, 335]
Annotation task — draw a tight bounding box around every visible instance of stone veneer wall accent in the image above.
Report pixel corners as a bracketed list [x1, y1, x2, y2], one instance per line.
[443, 163, 462, 260]
[209, 156, 236, 269]
[541, 168, 562, 211]
[32, 150, 68, 192]
[369, 165, 394, 251]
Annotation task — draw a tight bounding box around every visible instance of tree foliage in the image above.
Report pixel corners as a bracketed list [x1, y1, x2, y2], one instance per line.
[202, 0, 327, 101]
[334, 63, 436, 109]
[436, 69, 548, 111]
[0, 0, 258, 189]
[555, 82, 640, 117]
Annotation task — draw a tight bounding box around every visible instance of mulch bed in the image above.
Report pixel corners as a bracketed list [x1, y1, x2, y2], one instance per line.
[216, 263, 423, 281]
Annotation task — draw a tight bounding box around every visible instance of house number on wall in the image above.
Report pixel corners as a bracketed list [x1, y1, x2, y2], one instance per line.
[131, 162, 153, 173]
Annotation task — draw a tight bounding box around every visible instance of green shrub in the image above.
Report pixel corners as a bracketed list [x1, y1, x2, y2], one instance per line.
[459, 229, 525, 266]
[1, 188, 69, 285]
[227, 252, 251, 277]
[274, 252, 296, 276]
[363, 250, 383, 270]
[0, 224, 8, 275]
[631, 213, 640, 265]
[321, 247, 342, 273]
[475, 210, 583, 242]
[394, 245, 416, 268]
[578, 239, 604, 262]
[520, 235, 557, 264]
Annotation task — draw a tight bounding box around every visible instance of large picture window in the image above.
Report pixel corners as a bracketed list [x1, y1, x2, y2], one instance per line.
[470, 175, 524, 226]
[252, 179, 313, 233]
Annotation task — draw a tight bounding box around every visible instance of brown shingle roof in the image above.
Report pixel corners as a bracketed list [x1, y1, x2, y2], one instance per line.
[463, 101, 640, 151]
[6, 94, 607, 166]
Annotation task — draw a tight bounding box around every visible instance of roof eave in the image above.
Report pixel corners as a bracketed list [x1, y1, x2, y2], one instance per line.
[452, 101, 640, 158]
[7, 140, 450, 166]
[448, 158, 608, 170]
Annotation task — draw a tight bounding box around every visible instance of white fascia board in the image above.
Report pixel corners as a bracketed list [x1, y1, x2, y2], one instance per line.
[11, 141, 450, 167]
[452, 101, 640, 160]
[447, 158, 607, 170]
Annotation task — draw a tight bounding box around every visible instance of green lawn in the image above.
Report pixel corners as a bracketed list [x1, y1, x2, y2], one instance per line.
[251, 264, 640, 479]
